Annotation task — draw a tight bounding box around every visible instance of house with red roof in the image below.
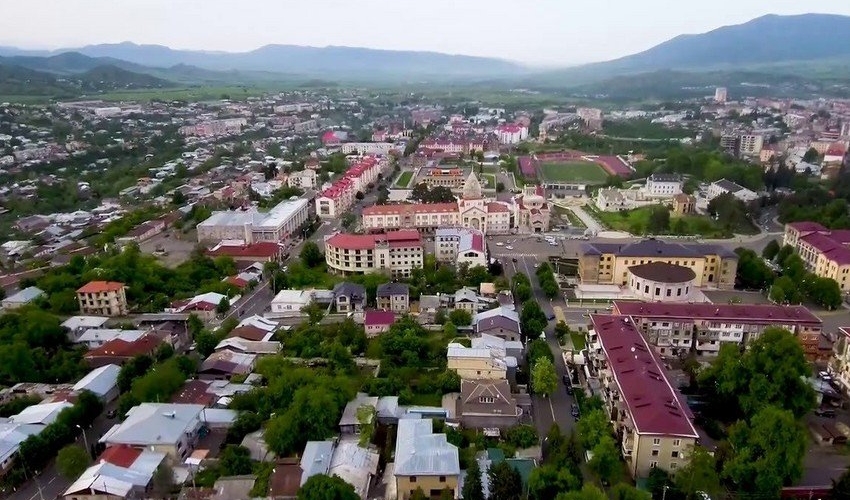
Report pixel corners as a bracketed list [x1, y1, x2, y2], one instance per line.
[84, 333, 164, 368]
[62, 445, 167, 499]
[588, 314, 698, 479]
[364, 310, 396, 337]
[76, 281, 128, 317]
[324, 230, 424, 278]
[783, 221, 850, 294]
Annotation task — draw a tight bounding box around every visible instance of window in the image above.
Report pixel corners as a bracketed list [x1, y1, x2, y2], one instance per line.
[652, 438, 661, 446]
[439, 476, 446, 483]
[670, 462, 678, 470]
[410, 476, 417, 483]
[651, 449, 659, 457]
[673, 439, 680, 447]
[672, 451, 679, 458]
[650, 461, 658, 468]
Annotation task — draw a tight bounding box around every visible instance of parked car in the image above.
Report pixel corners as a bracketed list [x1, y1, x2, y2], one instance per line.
[106, 409, 117, 419]
[815, 408, 837, 418]
[570, 404, 580, 417]
[819, 371, 832, 381]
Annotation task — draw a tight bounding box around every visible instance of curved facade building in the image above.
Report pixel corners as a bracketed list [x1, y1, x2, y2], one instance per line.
[627, 262, 696, 302]
[324, 230, 424, 278]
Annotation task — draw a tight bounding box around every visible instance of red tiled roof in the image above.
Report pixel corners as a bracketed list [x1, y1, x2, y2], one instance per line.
[99, 446, 142, 468]
[363, 202, 458, 216]
[365, 310, 396, 326]
[612, 301, 822, 325]
[226, 276, 249, 288]
[85, 334, 162, 359]
[228, 325, 269, 342]
[787, 221, 828, 233]
[77, 281, 124, 293]
[591, 314, 698, 438]
[486, 202, 510, 213]
[207, 242, 281, 258]
[326, 230, 422, 251]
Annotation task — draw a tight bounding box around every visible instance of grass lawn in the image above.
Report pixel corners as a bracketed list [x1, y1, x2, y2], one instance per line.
[480, 173, 496, 188]
[541, 161, 609, 183]
[395, 171, 413, 188]
[570, 332, 587, 350]
[590, 205, 753, 238]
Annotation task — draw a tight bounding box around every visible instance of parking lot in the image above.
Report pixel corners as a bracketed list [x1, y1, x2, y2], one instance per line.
[139, 230, 197, 268]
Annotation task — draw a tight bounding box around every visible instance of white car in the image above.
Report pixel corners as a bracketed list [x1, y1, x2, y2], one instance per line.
[506, 245, 514, 250]
[496, 242, 504, 247]
[819, 371, 832, 381]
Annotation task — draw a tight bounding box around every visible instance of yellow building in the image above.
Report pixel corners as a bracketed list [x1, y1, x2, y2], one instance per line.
[783, 222, 850, 292]
[394, 419, 459, 500]
[588, 315, 699, 478]
[76, 281, 128, 317]
[578, 239, 737, 290]
[447, 342, 508, 380]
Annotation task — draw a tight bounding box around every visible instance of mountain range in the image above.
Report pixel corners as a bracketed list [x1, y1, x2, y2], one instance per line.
[2, 13, 850, 97]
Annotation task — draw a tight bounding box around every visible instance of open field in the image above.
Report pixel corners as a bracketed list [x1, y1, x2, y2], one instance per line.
[395, 171, 413, 188]
[541, 160, 609, 183]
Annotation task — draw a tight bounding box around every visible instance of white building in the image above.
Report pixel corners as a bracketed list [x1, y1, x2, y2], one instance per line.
[739, 134, 764, 156]
[340, 142, 396, 155]
[435, 228, 487, 268]
[325, 231, 424, 278]
[270, 290, 315, 317]
[197, 197, 310, 243]
[495, 124, 528, 144]
[645, 173, 683, 198]
[287, 169, 318, 190]
[707, 178, 758, 203]
[714, 87, 727, 103]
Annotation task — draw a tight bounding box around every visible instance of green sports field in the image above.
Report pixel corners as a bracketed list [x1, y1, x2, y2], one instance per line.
[540, 160, 609, 183]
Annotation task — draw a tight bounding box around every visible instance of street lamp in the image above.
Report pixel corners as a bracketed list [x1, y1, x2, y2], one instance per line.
[76, 424, 90, 457]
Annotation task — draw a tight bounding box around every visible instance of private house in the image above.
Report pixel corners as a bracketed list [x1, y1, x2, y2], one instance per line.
[447, 342, 509, 380]
[454, 287, 482, 313]
[99, 403, 236, 462]
[169, 292, 231, 322]
[300, 440, 379, 500]
[671, 194, 695, 215]
[62, 316, 109, 341]
[376, 283, 410, 313]
[473, 307, 521, 342]
[74, 328, 149, 349]
[199, 351, 256, 380]
[0, 422, 44, 476]
[61, 446, 167, 499]
[457, 379, 521, 429]
[333, 282, 367, 314]
[84, 333, 163, 368]
[1, 286, 44, 310]
[339, 393, 379, 435]
[364, 310, 396, 337]
[270, 290, 314, 317]
[76, 281, 128, 317]
[587, 315, 698, 478]
[394, 419, 460, 500]
[72, 364, 121, 403]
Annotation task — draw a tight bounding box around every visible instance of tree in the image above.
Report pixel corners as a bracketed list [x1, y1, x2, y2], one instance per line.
[674, 446, 721, 500]
[527, 339, 554, 367]
[171, 190, 187, 206]
[521, 300, 548, 340]
[496, 182, 505, 193]
[770, 275, 802, 304]
[531, 357, 557, 396]
[802, 147, 819, 163]
[449, 308, 472, 326]
[56, 444, 90, 479]
[576, 409, 610, 450]
[776, 244, 795, 265]
[195, 329, 220, 358]
[301, 241, 324, 268]
[647, 205, 671, 234]
[216, 296, 230, 315]
[296, 474, 360, 500]
[762, 239, 781, 261]
[488, 460, 522, 500]
[699, 328, 815, 419]
[462, 458, 484, 500]
[528, 465, 581, 500]
[151, 462, 176, 499]
[734, 247, 775, 290]
[806, 275, 842, 310]
[505, 425, 539, 449]
[219, 445, 253, 475]
[443, 321, 457, 337]
[587, 435, 621, 485]
[556, 484, 607, 500]
[609, 484, 652, 500]
[355, 191, 365, 200]
[723, 406, 807, 497]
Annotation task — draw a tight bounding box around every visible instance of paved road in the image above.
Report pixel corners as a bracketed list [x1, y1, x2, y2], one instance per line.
[500, 253, 579, 439]
[567, 205, 605, 234]
[7, 401, 119, 500]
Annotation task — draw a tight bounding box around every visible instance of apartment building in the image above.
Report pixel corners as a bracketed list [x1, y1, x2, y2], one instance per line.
[197, 198, 310, 244]
[611, 301, 823, 359]
[587, 314, 699, 478]
[316, 156, 382, 219]
[739, 134, 764, 156]
[435, 227, 487, 268]
[76, 281, 128, 316]
[579, 239, 738, 290]
[287, 169, 318, 190]
[324, 230, 424, 278]
[783, 222, 850, 292]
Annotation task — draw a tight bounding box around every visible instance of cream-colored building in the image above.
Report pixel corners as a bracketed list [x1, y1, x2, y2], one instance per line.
[829, 327, 850, 396]
[447, 342, 508, 380]
[579, 239, 737, 290]
[76, 281, 128, 317]
[361, 173, 548, 235]
[394, 419, 459, 500]
[783, 222, 850, 292]
[588, 315, 698, 478]
[324, 230, 424, 278]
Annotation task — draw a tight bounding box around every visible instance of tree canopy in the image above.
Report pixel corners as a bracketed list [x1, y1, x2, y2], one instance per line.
[297, 474, 360, 500]
[531, 357, 558, 396]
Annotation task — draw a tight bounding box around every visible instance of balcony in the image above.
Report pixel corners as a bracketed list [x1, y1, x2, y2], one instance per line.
[621, 432, 634, 457]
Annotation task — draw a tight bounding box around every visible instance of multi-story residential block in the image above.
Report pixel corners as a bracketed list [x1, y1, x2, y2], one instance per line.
[611, 301, 823, 358]
[587, 314, 699, 478]
[376, 283, 410, 313]
[316, 157, 382, 219]
[495, 124, 528, 144]
[339, 142, 396, 155]
[435, 227, 487, 268]
[324, 230, 424, 278]
[578, 239, 738, 290]
[197, 197, 310, 244]
[178, 118, 247, 137]
[783, 222, 850, 292]
[76, 281, 128, 316]
[739, 134, 764, 156]
[714, 87, 727, 103]
[287, 169, 318, 190]
[645, 173, 683, 198]
[394, 419, 459, 500]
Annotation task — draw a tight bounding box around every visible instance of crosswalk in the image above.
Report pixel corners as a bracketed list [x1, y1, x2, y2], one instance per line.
[493, 252, 541, 259]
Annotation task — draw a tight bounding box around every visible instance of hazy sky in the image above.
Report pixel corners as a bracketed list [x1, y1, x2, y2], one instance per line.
[4, 1, 850, 66]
